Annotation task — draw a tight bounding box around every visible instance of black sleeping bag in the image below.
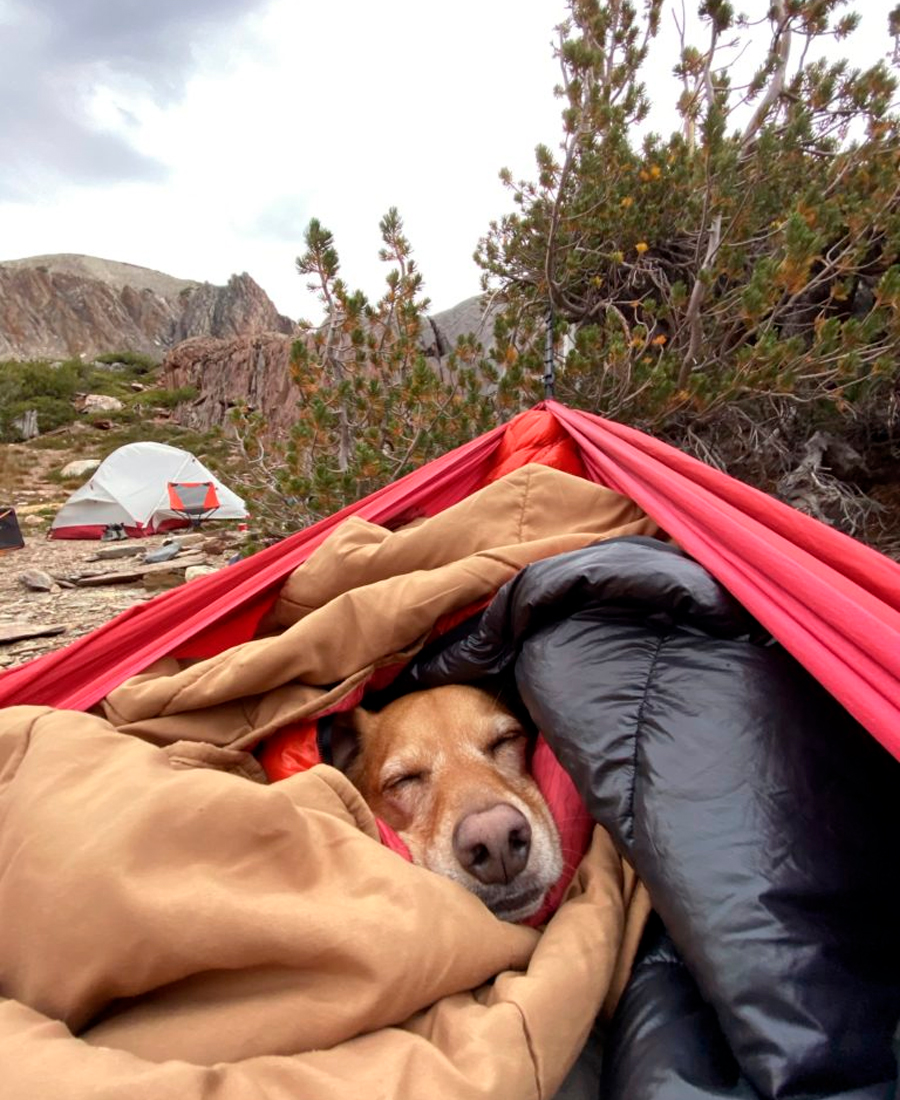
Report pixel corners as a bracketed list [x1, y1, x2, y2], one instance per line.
[404, 536, 900, 1099]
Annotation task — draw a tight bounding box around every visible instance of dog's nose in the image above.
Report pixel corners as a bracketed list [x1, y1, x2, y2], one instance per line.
[453, 803, 532, 885]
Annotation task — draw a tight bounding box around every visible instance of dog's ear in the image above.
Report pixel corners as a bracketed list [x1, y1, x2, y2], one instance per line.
[323, 707, 377, 774]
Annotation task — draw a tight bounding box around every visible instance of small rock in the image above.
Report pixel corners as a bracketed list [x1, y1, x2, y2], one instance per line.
[201, 535, 234, 555]
[177, 534, 206, 550]
[60, 458, 101, 479]
[12, 410, 39, 439]
[143, 570, 186, 592]
[19, 569, 54, 592]
[130, 382, 146, 391]
[22, 515, 45, 527]
[77, 394, 124, 414]
[185, 565, 218, 582]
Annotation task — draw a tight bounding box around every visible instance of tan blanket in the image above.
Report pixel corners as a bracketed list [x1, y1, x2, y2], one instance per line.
[0, 465, 658, 1098]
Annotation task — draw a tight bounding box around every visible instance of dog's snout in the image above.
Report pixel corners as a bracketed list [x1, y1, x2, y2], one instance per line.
[453, 803, 532, 885]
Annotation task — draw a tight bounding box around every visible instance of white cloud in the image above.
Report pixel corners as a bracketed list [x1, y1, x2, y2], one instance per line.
[1, 1, 896, 319]
[0, 0, 569, 316]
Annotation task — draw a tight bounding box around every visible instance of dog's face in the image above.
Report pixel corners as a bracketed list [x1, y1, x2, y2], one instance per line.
[331, 684, 562, 922]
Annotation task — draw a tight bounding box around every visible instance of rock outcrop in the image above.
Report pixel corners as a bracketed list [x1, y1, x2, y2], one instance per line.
[161, 296, 500, 438]
[162, 333, 298, 435]
[424, 296, 499, 357]
[0, 254, 296, 361]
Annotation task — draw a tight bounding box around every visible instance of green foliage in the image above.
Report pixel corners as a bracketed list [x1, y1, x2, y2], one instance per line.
[0, 357, 88, 400]
[0, 355, 178, 441]
[135, 385, 199, 409]
[476, 1, 900, 468]
[104, 422, 228, 463]
[93, 350, 158, 373]
[232, 209, 510, 535]
[0, 359, 88, 439]
[7, 395, 77, 436]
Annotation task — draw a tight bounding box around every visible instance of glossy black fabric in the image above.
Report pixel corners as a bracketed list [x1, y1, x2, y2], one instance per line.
[408, 537, 900, 1099]
[601, 914, 757, 1099]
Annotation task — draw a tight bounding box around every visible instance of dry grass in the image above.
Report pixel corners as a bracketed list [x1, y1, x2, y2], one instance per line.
[0, 447, 34, 495]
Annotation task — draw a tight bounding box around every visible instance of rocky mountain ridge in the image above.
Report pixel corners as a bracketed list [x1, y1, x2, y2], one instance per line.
[0, 254, 296, 361]
[0, 250, 500, 443]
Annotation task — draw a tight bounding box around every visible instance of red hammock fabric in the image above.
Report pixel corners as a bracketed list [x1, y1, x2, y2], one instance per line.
[2, 402, 899, 762]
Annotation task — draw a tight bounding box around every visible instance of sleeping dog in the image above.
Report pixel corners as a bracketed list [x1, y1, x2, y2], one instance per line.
[330, 684, 562, 922]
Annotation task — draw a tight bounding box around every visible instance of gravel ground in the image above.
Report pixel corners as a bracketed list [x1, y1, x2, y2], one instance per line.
[0, 522, 243, 672]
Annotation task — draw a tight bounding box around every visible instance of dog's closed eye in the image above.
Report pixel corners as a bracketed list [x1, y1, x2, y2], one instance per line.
[383, 770, 428, 794]
[487, 731, 526, 759]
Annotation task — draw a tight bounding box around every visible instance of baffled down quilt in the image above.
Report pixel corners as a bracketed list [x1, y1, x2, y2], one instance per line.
[0, 465, 659, 1100]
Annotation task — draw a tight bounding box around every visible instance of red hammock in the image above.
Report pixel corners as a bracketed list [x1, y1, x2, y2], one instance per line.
[3, 402, 899, 761]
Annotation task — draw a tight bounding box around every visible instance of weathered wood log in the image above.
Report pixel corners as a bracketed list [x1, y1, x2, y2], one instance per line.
[73, 554, 207, 587]
[0, 621, 67, 645]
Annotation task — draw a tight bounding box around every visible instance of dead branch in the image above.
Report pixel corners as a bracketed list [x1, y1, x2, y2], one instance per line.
[679, 213, 722, 388]
[741, 1, 792, 149]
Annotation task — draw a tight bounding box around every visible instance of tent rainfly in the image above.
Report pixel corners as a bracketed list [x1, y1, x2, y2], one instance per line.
[49, 441, 247, 539]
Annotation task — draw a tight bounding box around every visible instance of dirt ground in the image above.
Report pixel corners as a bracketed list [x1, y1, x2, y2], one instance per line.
[0, 440, 247, 672]
[0, 524, 249, 672]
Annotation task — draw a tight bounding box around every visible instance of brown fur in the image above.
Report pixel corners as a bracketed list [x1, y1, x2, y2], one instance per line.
[335, 684, 562, 921]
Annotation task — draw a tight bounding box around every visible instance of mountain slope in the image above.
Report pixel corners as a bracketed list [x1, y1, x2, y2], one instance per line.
[0, 254, 296, 361]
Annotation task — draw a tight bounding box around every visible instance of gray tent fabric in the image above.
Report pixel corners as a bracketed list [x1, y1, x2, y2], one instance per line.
[50, 442, 246, 538]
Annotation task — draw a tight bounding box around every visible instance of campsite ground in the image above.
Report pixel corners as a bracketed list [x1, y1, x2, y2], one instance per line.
[0, 437, 248, 671]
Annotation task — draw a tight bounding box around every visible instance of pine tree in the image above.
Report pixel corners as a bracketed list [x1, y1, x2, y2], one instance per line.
[233, 210, 503, 534]
[477, 1, 900, 494]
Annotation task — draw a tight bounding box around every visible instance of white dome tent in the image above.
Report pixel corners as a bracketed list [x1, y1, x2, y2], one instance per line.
[50, 441, 247, 539]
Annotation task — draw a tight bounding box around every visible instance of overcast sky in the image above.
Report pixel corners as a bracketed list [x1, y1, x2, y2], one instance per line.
[0, 0, 896, 320]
